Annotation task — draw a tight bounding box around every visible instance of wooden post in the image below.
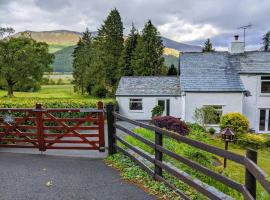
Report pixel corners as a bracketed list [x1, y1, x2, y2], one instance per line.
[97, 101, 105, 152]
[224, 140, 228, 168]
[35, 103, 45, 152]
[154, 131, 163, 178]
[106, 103, 116, 155]
[245, 148, 257, 199]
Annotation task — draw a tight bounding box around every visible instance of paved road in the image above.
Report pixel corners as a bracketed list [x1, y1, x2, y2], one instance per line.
[0, 152, 155, 200]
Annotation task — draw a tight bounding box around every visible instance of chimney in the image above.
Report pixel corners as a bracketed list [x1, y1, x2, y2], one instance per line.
[230, 35, 245, 54]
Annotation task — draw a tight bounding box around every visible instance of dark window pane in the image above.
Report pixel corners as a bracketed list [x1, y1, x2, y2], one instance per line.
[129, 99, 142, 110]
[166, 99, 170, 116]
[261, 76, 270, 80]
[158, 100, 165, 110]
[259, 110, 266, 131]
[268, 110, 270, 131]
[261, 82, 270, 93]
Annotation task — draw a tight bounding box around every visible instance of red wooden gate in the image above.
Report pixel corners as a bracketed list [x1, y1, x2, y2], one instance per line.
[0, 102, 105, 152]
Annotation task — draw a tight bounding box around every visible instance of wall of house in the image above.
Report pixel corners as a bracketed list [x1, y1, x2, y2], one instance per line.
[241, 74, 270, 132]
[116, 96, 182, 120]
[184, 92, 243, 129]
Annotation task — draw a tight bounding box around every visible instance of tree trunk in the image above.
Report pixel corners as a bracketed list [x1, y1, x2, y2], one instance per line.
[6, 80, 14, 97]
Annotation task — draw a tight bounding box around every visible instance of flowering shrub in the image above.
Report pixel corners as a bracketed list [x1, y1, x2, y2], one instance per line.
[220, 112, 249, 134]
[151, 116, 189, 136]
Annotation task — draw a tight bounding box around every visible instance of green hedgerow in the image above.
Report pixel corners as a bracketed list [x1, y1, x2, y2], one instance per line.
[220, 112, 249, 134]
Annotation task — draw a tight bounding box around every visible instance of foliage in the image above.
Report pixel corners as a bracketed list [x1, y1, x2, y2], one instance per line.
[0, 32, 54, 96]
[193, 106, 221, 126]
[208, 127, 216, 135]
[151, 116, 189, 136]
[151, 105, 164, 117]
[187, 122, 206, 133]
[167, 64, 178, 75]
[105, 154, 180, 200]
[132, 20, 166, 76]
[92, 84, 108, 98]
[73, 28, 93, 95]
[262, 31, 270, 52]
[53, 45, 75, 72]
[0, 27, 15, 38]
[202, 38, 214, 52]
[235, 133, 270, 149]
[220, 112, 249, 134]
[118, 23, 139, 76]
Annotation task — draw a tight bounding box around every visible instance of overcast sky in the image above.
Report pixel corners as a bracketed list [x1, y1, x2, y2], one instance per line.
[0, 0, 269, 50]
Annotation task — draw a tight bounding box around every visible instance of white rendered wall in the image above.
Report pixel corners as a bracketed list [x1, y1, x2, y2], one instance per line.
[241, 75, 270, 132]
[184, 92, 243, 123]
[116, 96, 182, 120]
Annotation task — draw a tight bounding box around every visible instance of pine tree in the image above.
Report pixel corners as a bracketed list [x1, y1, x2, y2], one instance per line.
[132, 20, 165, 76]
[118, 23, 139, 76]
[73, 28, 92, 95]
[167, 64, 178, 75]
[202, 38, 214, 52]
[262, 31, 270, 51]
[96, 9, 124, 89]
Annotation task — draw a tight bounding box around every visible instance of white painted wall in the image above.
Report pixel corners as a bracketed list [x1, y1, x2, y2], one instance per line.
[116, 96, 182, 120]
[241, 74, 270, 132]
[184, 92, 243, 124]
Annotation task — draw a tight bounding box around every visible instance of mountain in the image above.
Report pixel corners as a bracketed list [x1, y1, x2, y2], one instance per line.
[13, 30, 201, 72]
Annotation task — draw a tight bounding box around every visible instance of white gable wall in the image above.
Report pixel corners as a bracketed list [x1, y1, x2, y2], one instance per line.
[116, 96, 182, 120]
[184, 92, 243, 123]
[241, 74, 270, 132]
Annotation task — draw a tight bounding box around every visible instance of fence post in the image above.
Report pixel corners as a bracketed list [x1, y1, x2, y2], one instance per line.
[35, 103, 45, 152]
[106, 103, 117, 155]
[245, 148, 257, 199]
[154, 131, 163, 179]
[97, 101, 105, 152]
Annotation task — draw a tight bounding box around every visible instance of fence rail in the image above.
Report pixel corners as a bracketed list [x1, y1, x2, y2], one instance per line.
[106, 104, 270, 200]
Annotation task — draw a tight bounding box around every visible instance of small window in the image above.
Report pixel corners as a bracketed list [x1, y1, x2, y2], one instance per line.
[203, 105, 223, 125]
[129, 99, 143, 110]
[261, 76, 270, 94]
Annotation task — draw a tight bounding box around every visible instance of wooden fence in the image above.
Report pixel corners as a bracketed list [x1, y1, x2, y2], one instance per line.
[106, 104, 270, 200]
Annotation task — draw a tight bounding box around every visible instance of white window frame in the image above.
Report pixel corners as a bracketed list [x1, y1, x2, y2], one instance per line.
[260, 76, 270, 95]
[258, 108, 270, 133]
[129, 98, 143, 111]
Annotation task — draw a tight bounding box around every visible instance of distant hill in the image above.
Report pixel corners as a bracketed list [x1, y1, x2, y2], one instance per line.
[14, 30, 200, 72]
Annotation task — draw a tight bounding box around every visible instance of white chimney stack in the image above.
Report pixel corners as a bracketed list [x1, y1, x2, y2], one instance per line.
[230, 35, 245, 54]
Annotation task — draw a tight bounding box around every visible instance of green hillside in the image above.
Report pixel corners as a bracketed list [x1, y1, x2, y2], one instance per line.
[163, 54, 179, 68]
[52, 45, 76, 72]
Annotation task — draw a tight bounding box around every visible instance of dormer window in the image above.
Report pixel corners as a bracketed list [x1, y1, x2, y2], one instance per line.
[261, 76, 270, 94]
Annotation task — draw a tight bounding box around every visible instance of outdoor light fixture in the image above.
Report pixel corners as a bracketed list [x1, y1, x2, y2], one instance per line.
[221, 128, 235, 169]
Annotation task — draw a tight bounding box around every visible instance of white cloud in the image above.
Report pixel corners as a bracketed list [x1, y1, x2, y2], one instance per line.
[158, 16, 220, 42]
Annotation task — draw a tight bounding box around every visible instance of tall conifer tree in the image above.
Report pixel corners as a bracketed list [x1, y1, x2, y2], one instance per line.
[132, 20, 165, 76]
[202, 38, 214, 52]
[262, 31, 270, 51]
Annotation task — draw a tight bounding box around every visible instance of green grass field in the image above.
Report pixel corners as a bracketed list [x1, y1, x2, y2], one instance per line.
[0, 85, 83, 99]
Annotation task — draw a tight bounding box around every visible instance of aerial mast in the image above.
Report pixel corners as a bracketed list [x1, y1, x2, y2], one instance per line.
[238, 23, 252, 46]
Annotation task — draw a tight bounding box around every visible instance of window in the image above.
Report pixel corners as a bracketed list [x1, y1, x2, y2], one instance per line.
[203, 105, 223, 125]
[157, 99, 170, 116]
[261, 76, 270, 94]
[129, 99, 143, 110]
[259, 109, 270, 132]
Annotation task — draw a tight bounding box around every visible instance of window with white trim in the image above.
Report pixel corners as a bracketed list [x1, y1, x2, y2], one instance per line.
[259, 109, 270, 132]
[261, 76, 270, 94]
[129, 99, 143, 110]
[203, 105, 223, 125]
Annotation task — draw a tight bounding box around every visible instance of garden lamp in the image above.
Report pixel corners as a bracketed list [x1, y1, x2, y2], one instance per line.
[221, 128, 235, 168]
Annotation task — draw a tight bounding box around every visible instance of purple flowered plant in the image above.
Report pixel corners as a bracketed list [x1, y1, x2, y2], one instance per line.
[151, 116, 189, 136]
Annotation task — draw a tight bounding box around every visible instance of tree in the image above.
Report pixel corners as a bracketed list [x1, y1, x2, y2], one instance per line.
[0, 33, 54, 97]
[118, 23, 139, 76]
[96, 8, 124, 89]
[73, 28, 93, 95]
[202, 38, 214, 52]
[0, 27, 15, 38]
[262, 31, 270, 51]
[167, 64, 178, 75]
[132, 20, 165, 76]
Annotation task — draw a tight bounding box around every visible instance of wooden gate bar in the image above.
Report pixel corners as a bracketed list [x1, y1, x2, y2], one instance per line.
[35, 103, 45, 151]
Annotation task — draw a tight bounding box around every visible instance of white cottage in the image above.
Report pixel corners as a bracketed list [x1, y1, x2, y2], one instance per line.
[116, 37, 270, 133]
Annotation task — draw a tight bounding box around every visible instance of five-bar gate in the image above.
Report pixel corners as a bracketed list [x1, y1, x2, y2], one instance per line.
[0, 102, 105, 152]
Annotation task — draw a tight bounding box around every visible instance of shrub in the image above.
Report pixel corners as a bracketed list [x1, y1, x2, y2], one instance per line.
[235, 133, 270, 149]
[92, 85, 108, 98]
[151, 116, 189, 136]
[151, 105, 164, 117]
[208, 127, 216, 135]
[187, 123, 206, 133]
[220, 112, 249, 134]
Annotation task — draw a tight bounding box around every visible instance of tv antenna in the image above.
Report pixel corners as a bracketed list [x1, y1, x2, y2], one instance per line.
[238, 23, 252, 46]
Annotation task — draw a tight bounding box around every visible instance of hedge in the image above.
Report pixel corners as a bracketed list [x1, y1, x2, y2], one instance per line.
[235, 133, 270, 150]
[0, 98, 115, 108]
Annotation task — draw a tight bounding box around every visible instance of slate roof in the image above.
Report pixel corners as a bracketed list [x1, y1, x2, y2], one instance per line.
[116, 76, 181, 96]
[180, 51, 270, 92]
